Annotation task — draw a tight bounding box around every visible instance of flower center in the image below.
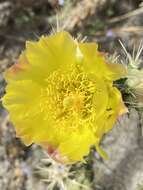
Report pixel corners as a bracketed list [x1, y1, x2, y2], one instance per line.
[42, 68, 97, 122]
[63, 93, 84, 113]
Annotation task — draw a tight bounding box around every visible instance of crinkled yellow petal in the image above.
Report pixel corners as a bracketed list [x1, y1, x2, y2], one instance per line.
[79, 43, 127, 80]
[95, 85, 127, 137]
[92, 77, 108, 119]
[2, 80, 43, 145]
[26, 31, 76, 75]
[93, 85, 127, 158]
[59, 127, 97, 163]
[106, 62, 127, 81]
[79, 43, 106, 78]
[107, 86, 127, 117]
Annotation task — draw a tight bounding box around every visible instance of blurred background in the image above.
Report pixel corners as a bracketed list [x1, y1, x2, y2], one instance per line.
[0, 0, 143, 190]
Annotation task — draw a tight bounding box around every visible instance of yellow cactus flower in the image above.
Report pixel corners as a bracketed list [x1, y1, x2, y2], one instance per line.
[2, 31, 127, 163]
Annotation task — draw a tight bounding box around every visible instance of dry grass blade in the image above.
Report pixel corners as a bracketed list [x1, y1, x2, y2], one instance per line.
[108, 6, 143, 23]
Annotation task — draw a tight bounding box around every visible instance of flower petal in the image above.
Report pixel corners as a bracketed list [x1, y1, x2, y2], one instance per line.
[58, 128, 97, 163]
[4, 52, 29, 82]
[79, 42, 127, 80]
[106, 62, 127, 81]
[26, 31, 76, 75]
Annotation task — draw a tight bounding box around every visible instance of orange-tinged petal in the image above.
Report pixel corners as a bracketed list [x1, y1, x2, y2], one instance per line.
[4, 52, 29, 82]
